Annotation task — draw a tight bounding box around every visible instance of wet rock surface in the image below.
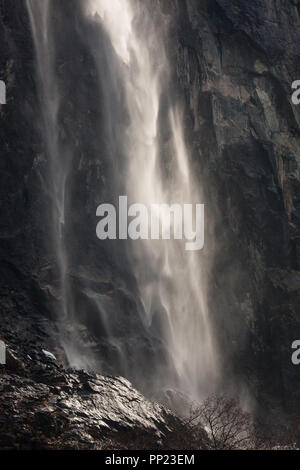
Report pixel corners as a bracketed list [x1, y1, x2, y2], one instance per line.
[0, 341, 180, 450]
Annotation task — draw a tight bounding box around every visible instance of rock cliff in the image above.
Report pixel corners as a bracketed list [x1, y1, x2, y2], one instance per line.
[0, 0, 299, 448]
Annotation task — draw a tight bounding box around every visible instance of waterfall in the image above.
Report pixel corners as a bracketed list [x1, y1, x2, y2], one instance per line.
[26, 0, 91, 369]
[86, 0, 218, 399]
[27, 0, 218, 401]
[26, 0, 68, 309]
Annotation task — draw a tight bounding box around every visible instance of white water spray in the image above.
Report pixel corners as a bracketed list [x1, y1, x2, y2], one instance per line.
[27, 0, 218, 400]
[86, 0, 218, 399]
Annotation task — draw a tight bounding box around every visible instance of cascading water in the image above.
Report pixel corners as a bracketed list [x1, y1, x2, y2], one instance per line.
[26, 1, 68, 317]
[27, 0, 218, 402]
[26, 0, 91, 369]
[85, 0, 218, 399]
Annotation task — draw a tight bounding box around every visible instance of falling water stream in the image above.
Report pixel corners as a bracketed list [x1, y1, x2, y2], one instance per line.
[26, 0, 69, 319]
[27, 0, 218, 402]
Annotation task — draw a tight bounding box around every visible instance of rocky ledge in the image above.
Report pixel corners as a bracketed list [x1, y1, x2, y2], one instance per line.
[0, 341, 183, 450]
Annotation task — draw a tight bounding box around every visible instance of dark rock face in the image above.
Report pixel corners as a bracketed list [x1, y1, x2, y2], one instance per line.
[160, 0, 300, 420]
[0, 0, 300, 449]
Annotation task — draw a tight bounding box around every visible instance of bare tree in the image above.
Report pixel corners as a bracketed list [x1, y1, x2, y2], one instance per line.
[188, 395, 254, 450]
